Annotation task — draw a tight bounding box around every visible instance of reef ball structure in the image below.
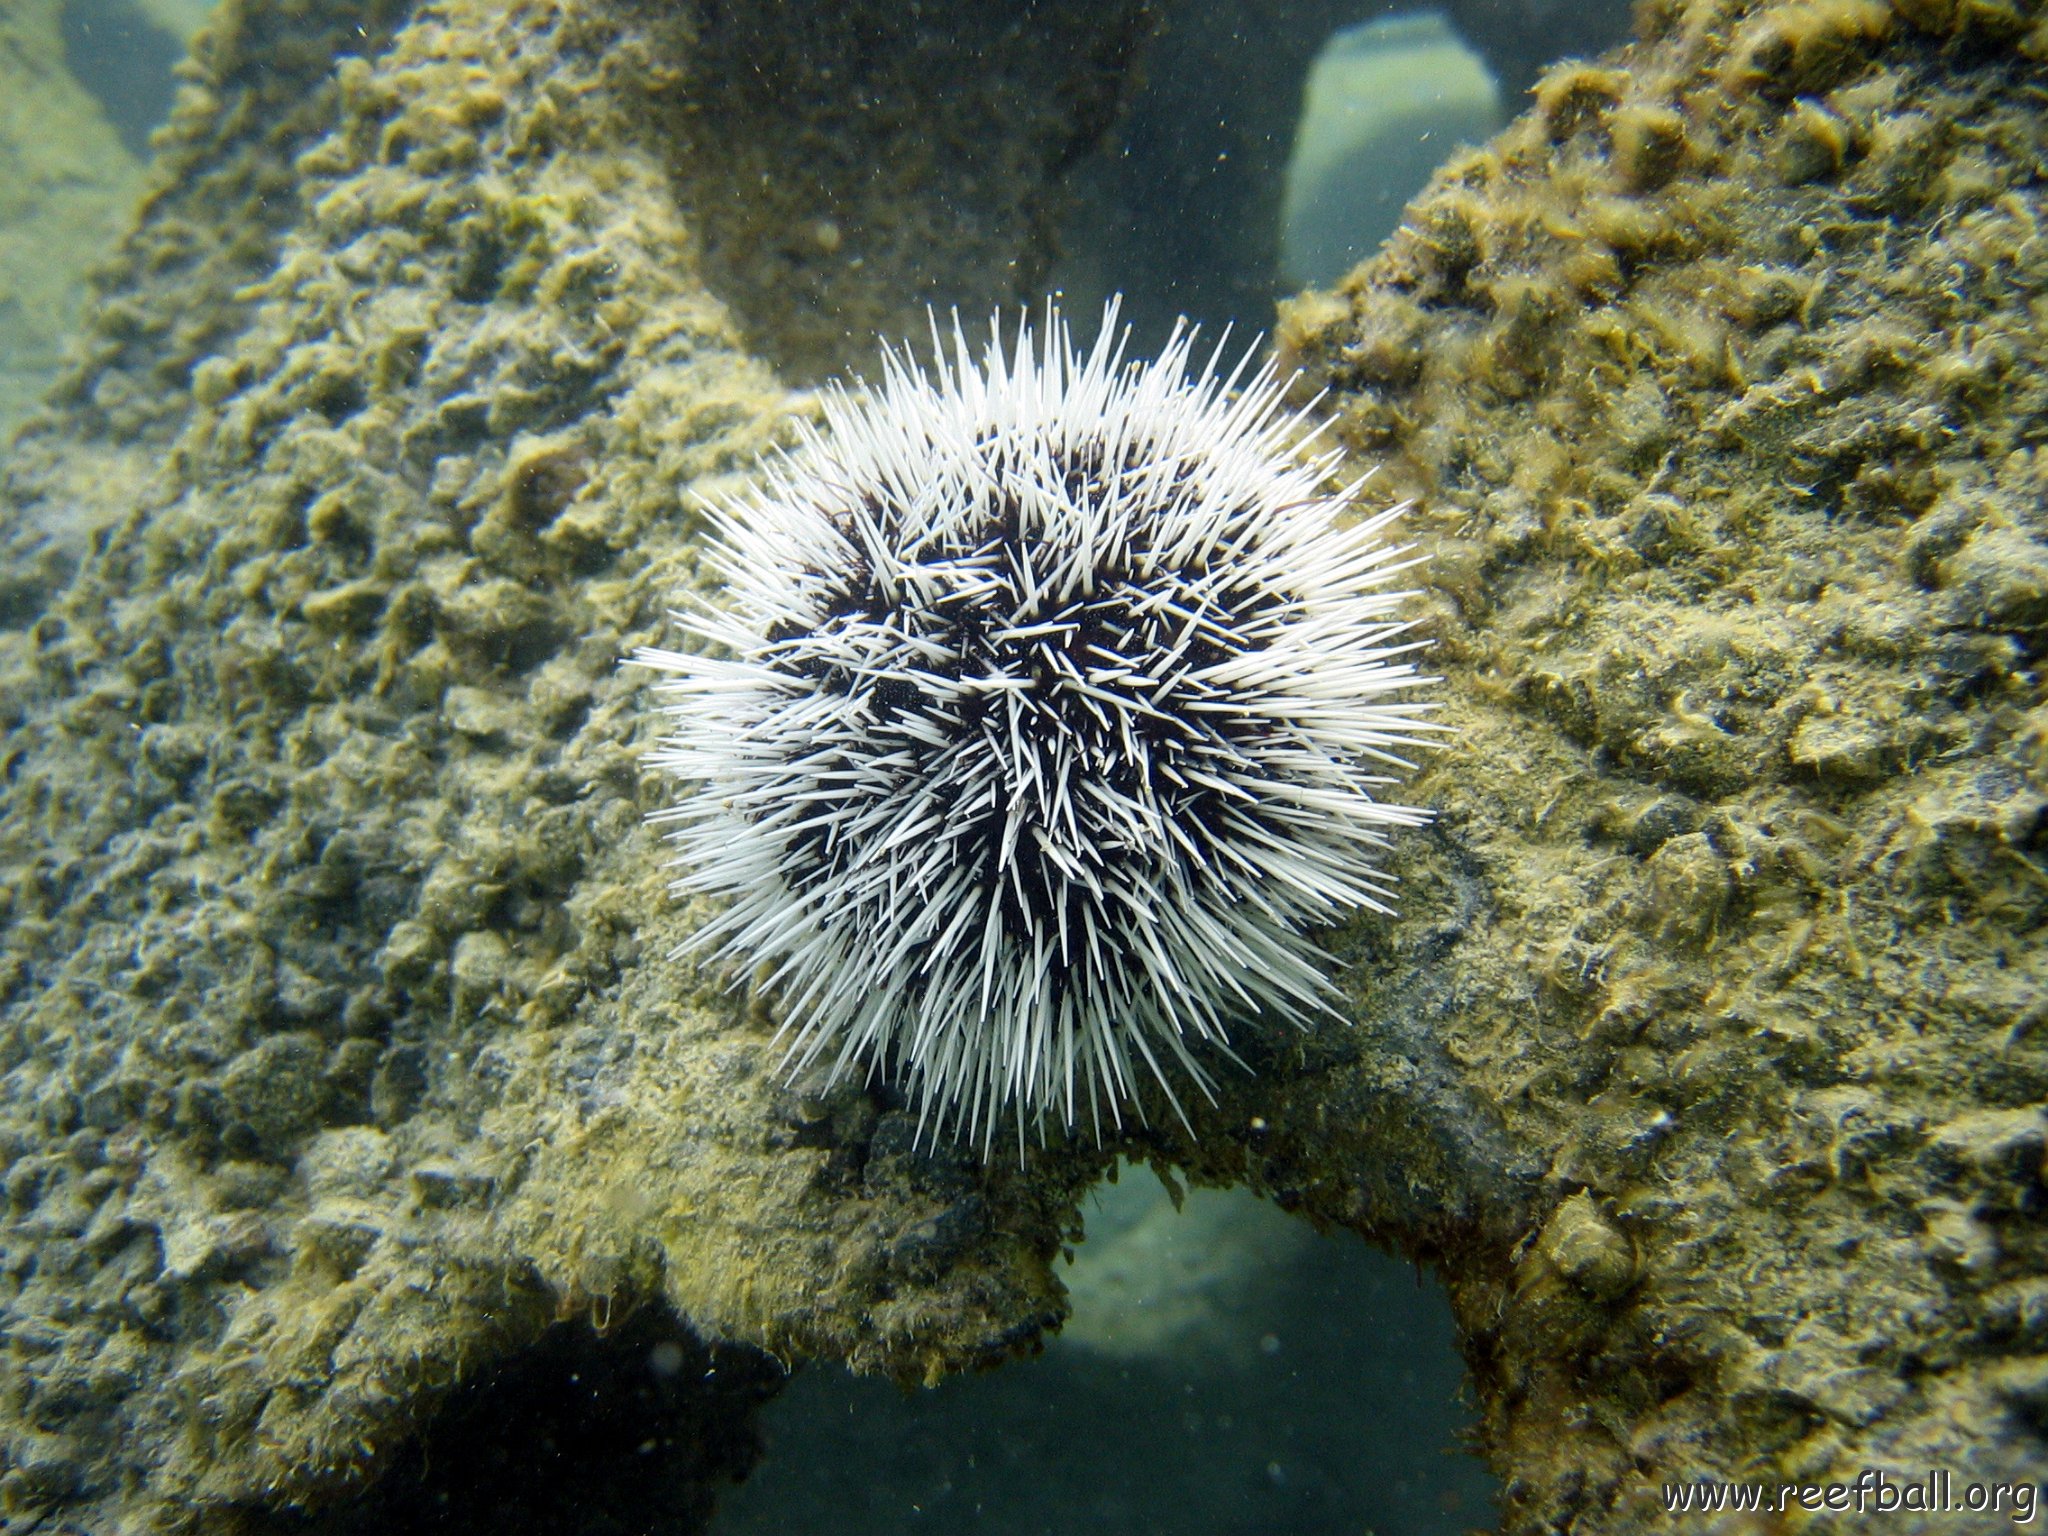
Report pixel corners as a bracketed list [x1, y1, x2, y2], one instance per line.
[635, 303, 1435, 1151]
[0, 0, 2042, 1530]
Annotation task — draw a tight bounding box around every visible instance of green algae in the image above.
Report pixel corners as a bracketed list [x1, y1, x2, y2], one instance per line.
[0, 2, 1131, 1529]
[1264, 0, 2048, 1522]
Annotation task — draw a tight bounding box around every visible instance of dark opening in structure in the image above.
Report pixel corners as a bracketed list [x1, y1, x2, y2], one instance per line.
[712, 1168, 1496, 1536]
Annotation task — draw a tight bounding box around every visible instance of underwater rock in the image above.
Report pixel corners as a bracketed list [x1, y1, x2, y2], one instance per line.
[0, 1, 1139, 1530]
[1269, 0, 2048, 1524]
[0, 0, 2041, 1534]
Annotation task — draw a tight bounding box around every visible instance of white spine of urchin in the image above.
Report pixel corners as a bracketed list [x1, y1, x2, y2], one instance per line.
[632, 298, 1437, 1156]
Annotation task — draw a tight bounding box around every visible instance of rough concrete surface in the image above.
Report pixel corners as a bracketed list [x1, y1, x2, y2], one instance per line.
[1271, 0, 2048, 1526]
[0, 0, 2042, 1533]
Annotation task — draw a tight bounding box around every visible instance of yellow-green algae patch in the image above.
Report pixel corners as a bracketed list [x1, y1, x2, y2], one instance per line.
[1253, 0, 2048, 1525]
[0, 0, 1137, 1530]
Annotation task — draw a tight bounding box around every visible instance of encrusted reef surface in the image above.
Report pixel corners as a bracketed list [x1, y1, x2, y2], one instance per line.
[1268, 0, 2048, 1525]
[0, 0, 1140, 1529]
[0, 2, 2041, 1534]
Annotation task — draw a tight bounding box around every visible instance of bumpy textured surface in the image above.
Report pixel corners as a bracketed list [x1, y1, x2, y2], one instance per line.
[0, 1, 1141, 1531]
[1269, 0, 2048, 1524]
[0, 0, 2041, 1532]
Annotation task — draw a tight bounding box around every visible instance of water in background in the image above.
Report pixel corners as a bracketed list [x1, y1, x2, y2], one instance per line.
[1279, 12, 1503, 289]
[0, 0, 207, 437]
[715, 1167, 1492, 1536]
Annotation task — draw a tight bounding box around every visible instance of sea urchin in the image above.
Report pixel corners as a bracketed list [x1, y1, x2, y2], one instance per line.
[633, 299, 1436, 1154]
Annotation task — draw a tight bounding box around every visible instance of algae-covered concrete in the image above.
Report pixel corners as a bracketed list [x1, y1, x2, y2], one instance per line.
[1261, 2, 2048, 1522]
[0, 2, 1139, 1530]
[0, 0, 2042, 1533]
